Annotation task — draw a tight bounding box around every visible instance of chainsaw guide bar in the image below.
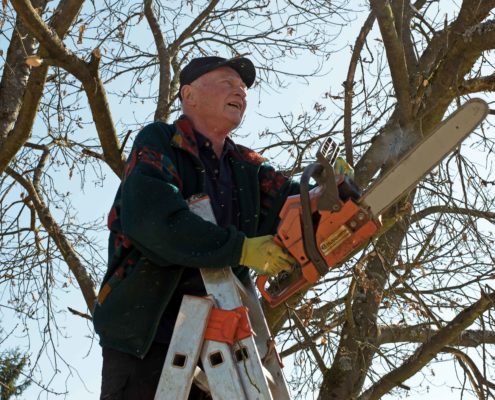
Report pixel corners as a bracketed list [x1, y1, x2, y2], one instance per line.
[362, 99, 489, 215]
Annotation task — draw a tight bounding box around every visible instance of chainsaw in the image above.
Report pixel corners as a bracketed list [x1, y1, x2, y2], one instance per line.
[256, 98, 489, 308]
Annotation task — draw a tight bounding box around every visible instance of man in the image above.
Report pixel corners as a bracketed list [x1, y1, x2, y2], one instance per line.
[93, 56, 300, 399]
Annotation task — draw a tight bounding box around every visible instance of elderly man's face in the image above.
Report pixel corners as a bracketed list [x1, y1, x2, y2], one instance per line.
[184, 67, 248, 132]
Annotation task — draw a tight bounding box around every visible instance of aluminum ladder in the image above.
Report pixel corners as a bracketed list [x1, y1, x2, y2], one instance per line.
[154, 195, 291, 400]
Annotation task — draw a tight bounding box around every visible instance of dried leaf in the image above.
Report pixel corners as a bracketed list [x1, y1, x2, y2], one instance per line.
[422, 79, 429, 87]
[400, 201, 412, 212]
[77, 24, 85, 45]
[25, 55, 43, 67]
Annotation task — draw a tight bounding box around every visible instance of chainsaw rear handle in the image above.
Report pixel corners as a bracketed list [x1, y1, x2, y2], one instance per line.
[256, 273, 309, 308]
[255, 234, 307, 307]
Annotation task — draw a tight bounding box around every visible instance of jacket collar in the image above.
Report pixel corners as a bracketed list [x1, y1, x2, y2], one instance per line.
[172, 115, 199, 158]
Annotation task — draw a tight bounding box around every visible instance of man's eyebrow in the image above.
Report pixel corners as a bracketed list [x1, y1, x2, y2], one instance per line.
[222, 76, 247, 87]
[222, 75, 243, 82]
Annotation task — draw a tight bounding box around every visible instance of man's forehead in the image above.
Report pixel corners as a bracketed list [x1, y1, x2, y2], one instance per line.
[196, 67, 245, 83]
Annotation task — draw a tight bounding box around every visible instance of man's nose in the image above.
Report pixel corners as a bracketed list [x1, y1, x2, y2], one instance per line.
[233, 84, 247, 99]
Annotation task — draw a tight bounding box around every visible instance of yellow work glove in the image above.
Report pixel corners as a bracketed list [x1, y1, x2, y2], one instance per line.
[240, 235, 295, 276]
[333, 156, 355, 179]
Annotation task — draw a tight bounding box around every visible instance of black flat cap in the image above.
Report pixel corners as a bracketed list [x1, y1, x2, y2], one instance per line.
[179, 56, 256, 100]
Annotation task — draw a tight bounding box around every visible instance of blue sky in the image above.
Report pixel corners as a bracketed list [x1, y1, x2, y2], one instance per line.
[1, 2, 493, 399]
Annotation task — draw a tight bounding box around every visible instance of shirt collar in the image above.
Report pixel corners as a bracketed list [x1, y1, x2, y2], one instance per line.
[194, 129, 235, 159]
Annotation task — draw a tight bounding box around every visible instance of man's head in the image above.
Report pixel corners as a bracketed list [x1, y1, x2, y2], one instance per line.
[179, 56, 256, 137]
[179, 56, 255, 100]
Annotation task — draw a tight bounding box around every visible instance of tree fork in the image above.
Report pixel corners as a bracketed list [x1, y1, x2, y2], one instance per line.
[10, 0, 125, 177]
[0, 0, 84, 176]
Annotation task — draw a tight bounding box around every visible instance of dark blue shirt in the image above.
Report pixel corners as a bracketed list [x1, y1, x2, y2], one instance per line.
[195, 131, 240, 228]
[154, 131, 240, 344]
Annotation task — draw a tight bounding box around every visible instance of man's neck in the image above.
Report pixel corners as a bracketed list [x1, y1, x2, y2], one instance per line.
[188, 118, 231, 157]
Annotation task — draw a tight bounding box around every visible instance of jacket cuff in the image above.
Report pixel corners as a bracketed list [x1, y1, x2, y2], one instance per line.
[231, 231, 246, 267]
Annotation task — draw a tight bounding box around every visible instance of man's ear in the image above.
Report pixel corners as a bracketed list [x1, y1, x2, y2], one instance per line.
[180, 85, 194, 104]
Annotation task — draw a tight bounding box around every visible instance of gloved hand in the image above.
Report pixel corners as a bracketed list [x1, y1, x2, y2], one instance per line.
[240, 235, 295, 275]
[334, 156, 355, 179]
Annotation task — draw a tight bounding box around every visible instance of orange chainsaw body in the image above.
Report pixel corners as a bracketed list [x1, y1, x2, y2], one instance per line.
[257, 187, 381, 307]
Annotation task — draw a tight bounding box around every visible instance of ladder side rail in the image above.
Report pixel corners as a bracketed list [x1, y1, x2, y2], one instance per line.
[236, 276, 291, 399]
[200, 338, 248, 400]
[154, 296, 213, 400]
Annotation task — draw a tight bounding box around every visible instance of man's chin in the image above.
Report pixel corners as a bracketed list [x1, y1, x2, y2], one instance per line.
[225, 116, 243, 130]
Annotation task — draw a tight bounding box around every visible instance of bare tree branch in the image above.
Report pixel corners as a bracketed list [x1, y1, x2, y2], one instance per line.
[5, 166, 97, 314]
[144, 0, 173, 121]
[444, 346, 495, 395]
[170, 0, 221, 53]
[391, 0, 418, 79]
[343, 12, 375, 166]
[0, 0, 83, 175]
[410, 205, 495, 224]
[67, 307, 93, 321]
[10, 0, 125, 177]
[291, 309, 327, 373]
[359, 290, 495, 400]
[459, 74, 495, 95]
[369, 0, 413, 129]
[0, 0, 47, 140]
[378, 326, 495, 347]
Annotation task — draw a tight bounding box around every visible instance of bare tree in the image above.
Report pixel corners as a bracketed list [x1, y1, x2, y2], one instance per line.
[262, 2, 495, 399]
[1, 0, 495, 398]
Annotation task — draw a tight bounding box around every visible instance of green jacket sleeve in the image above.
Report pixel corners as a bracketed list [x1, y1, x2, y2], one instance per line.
[120, 125, 245, 268]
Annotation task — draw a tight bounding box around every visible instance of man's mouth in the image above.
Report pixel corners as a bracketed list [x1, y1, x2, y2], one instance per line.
[227, 102, 242, 111]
